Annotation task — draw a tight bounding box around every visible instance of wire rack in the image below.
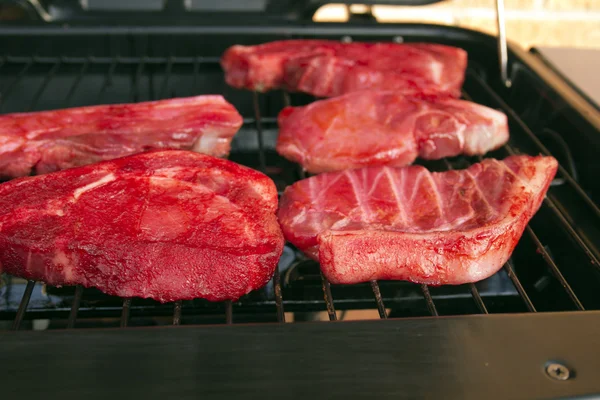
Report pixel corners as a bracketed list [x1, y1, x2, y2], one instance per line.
[0, 48, 599, 330]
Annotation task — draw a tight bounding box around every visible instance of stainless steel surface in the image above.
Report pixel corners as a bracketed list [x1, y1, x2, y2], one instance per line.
[534, 47, 600, 108]
[495, 0, 511, 87]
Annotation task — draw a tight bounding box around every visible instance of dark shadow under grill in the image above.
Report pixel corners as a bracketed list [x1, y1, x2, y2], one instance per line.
[1, 26, 599, 331]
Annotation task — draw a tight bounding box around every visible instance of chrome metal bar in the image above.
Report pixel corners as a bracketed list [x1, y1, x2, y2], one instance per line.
[495, 0, 512, 87]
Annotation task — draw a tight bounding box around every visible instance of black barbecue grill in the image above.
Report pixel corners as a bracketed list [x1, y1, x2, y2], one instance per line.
[1, 1, 600, 399]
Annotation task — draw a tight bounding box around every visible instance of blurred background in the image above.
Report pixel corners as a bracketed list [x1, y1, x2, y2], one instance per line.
[314, 1, 600, 49]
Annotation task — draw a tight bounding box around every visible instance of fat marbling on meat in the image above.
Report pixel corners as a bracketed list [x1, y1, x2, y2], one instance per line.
[0, 150, 284, 302]
[278, 155, 558, 285]
[221, 40, 467, 98]
[0, 95, 243, 179]
[276, 90, 509, 173]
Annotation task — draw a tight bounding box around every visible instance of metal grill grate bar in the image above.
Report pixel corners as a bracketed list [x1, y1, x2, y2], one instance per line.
[504, 260, 537, 312]
[252, 91, 268, 172]
[440, 157, 489, 314]
[0, 59, 34, 112]
[525, 226, 585, 310]
[64, 58, 91, 107]
[225, 301, 233, 324]
[67, 285, 84, 329]
[96, 58, 118, 103]
[253, 91, 285, 323]
[193, 56, 201, 93]
[461, 84, 590, 310]
[469, 283, 489, 314]
[283, 91, 291, 107]
[10, 281, 35, 331]
[160, 56, 174, 99]
[420, 284, 438, 316]
[120, 298, 132, 328]
[321, 273, 338, 321]
[467, 70, 600, 219]
[502, 143, 600, 269]
[370, 281, 388, 319]
[173, 301, 183, 325]
[132, 58, 146, 103]
[28, 60, 61, 111]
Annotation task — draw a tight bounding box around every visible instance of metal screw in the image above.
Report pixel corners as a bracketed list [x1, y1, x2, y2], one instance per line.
[393, 36, 404, 43]
[341, 36, 353, 43]
[545, 363, 571, 381]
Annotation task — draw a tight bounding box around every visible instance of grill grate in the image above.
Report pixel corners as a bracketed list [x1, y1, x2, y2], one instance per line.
[0, 45, 599, 330]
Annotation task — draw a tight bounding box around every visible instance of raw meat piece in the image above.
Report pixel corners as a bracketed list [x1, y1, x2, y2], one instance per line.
[221, 40, 467, 98]
[0, 95, 243, 179]
[0, 150, 284, 302]
[278, 155, 558, 285]
[276, 91, 509, 173]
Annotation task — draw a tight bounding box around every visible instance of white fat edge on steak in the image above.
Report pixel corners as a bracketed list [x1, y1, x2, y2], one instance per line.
[72, 173, 117, 201]
[52, 249, 78, 281]
[191, 130, 223, 154]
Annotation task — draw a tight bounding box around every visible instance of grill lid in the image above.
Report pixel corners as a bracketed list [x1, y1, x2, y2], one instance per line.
[3, 0, 446, 23]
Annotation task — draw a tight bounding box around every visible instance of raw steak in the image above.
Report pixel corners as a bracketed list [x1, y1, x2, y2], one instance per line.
[221, 40, 467, 98]
[0, 95, 243, 179]
[0, 150, 284, 302]
[278, 155, 558, 285]
[276, 91, 509, 173]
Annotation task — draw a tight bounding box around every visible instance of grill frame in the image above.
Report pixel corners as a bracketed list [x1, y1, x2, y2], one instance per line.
[0, 23, 599, 330]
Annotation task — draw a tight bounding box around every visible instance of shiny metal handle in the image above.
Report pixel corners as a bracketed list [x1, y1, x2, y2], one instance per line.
[495, 0, 512, 87]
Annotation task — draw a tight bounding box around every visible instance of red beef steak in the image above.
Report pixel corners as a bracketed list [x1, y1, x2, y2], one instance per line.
[276, 90, 509, 173]
[0, 95, 243, 179]
[278, 155, 558, 285]
[0, 150, 284, 302]
[221, 40, 467, 98]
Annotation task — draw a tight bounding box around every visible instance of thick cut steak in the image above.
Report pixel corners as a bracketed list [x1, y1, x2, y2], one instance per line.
[276, 91, 509, 173]
[0, 150, 284, 302]
[278, 155, 558, 285]
[221, 40, 467, 98]
[0, 95, 243, 179]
